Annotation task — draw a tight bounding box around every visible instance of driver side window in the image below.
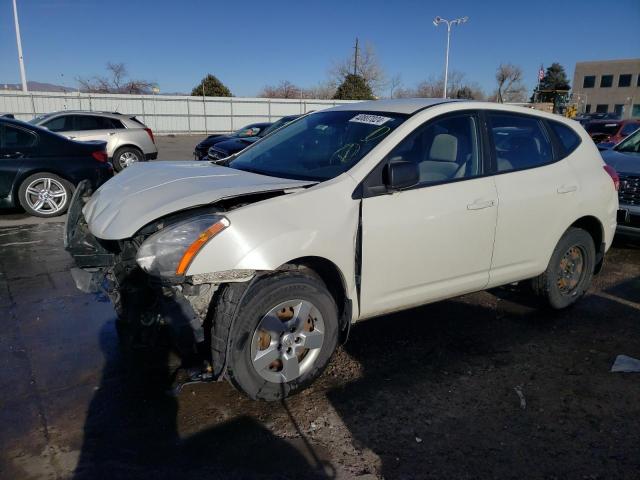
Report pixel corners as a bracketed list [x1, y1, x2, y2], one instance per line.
[387, 113, 481, 186]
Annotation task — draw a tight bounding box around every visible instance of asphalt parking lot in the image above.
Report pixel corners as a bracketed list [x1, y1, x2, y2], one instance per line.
[1, 209, 639, 478]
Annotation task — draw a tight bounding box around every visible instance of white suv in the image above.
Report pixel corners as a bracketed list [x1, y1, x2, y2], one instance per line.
[65, 99, 618, 400]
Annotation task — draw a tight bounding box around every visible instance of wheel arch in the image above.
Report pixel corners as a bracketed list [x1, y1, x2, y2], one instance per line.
[12, 168, 76, 202]
[111, 143, 143, 159]
[569, 215, 605, 274]
[277, 256, 352, 332]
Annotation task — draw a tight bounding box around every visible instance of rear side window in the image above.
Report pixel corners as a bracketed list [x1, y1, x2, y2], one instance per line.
[1, 125, 37, 150]
[487, 112, 553, 173]
[548, 121, 581, 155]
[73, 115, 118, 131]
[128, 116, 147, 127]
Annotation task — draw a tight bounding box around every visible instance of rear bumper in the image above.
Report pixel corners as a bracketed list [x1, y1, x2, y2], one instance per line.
[145, 152, 158, 161]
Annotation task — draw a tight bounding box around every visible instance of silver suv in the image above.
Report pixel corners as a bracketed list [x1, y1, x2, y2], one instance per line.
[29, 111, 158, 171]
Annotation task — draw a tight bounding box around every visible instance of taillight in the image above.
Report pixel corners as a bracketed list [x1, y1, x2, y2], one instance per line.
[603, 165, 619, 191]
[145, 128, 155, 144]
[92, 150, 108, 163]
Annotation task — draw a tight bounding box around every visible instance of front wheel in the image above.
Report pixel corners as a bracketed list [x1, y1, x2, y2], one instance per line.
[530, 227, 596, 309]
[222, 271, 339, 401]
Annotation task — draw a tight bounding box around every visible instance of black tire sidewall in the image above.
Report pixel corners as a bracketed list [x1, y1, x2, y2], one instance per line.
[226, 272, 339, 401]
[545, 228, 596, 309]
[113, 147, 143, 172]
[18, 173, 74, 217]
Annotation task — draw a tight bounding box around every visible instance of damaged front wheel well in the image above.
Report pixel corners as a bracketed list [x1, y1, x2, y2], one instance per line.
[208, 257, 351, 379]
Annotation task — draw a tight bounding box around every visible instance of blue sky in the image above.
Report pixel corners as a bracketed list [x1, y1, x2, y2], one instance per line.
[1, 0, 639, 97]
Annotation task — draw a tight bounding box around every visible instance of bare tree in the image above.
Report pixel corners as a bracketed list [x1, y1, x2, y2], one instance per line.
[77, 62, 154, 94]
[302, 81, 336, 100]
[259, 80, 302, 99]
[397, 71, 484, 100]
[387, 74, 403, 99]
[330, 40, 386, 93]
[494, 63, 526, 103]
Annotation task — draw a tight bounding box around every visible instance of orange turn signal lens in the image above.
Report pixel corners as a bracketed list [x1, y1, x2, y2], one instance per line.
[175, 218, 229, 275]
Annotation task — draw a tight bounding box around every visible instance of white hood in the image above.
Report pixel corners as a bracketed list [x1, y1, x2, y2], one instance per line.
[83, 161, 314, 239]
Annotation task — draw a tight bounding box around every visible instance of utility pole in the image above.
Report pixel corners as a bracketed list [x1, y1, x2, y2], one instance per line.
[353, 38, 359, 76]
[12, 0, 28, 92]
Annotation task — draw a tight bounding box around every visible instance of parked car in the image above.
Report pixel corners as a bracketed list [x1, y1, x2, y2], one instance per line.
[585, 119, 640, 145]
[207, 115, 301, 161]
[0, 117, 113, 217]
[575, 112, 621, 124]
[29, 111, 157, 172]
[600, 127, 640, 236]
[65, 99, 618, 400]
[193, 123, 272, 160]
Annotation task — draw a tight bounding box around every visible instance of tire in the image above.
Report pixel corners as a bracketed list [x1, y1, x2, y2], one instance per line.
[221, 271, 339, 401]
[530, 227, 596, 309]
[18, 173, 74, 217]
[113, 147, 143, 172]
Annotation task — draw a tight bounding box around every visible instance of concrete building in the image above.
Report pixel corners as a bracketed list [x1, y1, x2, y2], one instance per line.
[572, 59, 640, 118]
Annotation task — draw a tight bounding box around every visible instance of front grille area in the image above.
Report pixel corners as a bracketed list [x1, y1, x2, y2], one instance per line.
[619, 173, 640, 206]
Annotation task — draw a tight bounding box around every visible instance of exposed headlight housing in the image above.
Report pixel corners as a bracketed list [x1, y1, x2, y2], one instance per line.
[136, 214, 229, 277]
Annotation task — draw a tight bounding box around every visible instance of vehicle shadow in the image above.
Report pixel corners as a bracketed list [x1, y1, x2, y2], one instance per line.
[325, 292, 640, 478]
[74, 322, 332, 479]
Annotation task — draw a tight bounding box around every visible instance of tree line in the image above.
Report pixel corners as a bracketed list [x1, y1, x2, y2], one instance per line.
[78, 44, 572, 103]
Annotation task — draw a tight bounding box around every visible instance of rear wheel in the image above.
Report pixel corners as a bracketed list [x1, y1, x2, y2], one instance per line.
[113, 147, 143, 171]
[18, 173, 73, 217]
[222, 271, 339, 401]
[531, 227, 596, 309]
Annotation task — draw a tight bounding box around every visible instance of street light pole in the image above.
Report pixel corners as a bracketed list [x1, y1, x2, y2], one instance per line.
[12, 0, 28, 92]
[433, 16, 468, 99]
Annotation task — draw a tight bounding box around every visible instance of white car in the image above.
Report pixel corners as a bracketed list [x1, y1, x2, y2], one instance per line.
[65, 99, 619, 400]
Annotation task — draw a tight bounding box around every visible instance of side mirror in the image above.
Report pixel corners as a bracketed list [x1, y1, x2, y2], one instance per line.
[385, 156, 419, 191]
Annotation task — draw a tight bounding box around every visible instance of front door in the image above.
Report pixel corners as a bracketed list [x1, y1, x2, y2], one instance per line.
[359, 112, 498, 319]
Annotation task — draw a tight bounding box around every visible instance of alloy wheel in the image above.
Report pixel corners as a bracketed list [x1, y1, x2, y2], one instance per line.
[24, 177, 68, 215]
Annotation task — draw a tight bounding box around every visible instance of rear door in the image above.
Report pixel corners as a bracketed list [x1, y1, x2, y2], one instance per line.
[485, 111, 579, 287]
[69, 115, 117, 144]
[0, 124, 38, 201]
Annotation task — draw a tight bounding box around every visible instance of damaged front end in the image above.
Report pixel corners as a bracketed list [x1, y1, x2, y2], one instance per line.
[64, 180, 255, 375]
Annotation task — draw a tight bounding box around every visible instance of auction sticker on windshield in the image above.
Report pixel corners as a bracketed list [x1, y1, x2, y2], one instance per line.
[349, 114, 393, 126]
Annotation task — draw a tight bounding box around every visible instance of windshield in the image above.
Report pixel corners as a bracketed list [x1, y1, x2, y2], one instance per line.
[228, 110, 407, 181]
[28, 114, 51, 124]
[258, 116, 296, 137]
[586, 122, 620, 135]
[615, 128, 640, 153]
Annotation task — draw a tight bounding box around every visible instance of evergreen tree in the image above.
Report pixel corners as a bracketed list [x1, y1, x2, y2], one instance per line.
[532, 63, 571, 103]
[191, 74, 232, 97]
[333, 74, 375, 100]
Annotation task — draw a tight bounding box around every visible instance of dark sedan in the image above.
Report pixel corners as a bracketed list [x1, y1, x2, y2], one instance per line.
[600, 128, 640, 237]
[193, 122, 271, 159]
[0, 117, 113, 217]
[207, 115, 301, 161]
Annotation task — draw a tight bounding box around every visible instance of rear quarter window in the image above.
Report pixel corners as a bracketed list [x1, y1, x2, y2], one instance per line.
[548, 121, 581, 156]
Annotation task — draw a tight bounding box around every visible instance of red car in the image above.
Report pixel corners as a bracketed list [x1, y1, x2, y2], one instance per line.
[585, 119, 640, 144]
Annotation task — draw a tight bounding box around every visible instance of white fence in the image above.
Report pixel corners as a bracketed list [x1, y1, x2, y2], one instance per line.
[0, 90, 356, 134]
